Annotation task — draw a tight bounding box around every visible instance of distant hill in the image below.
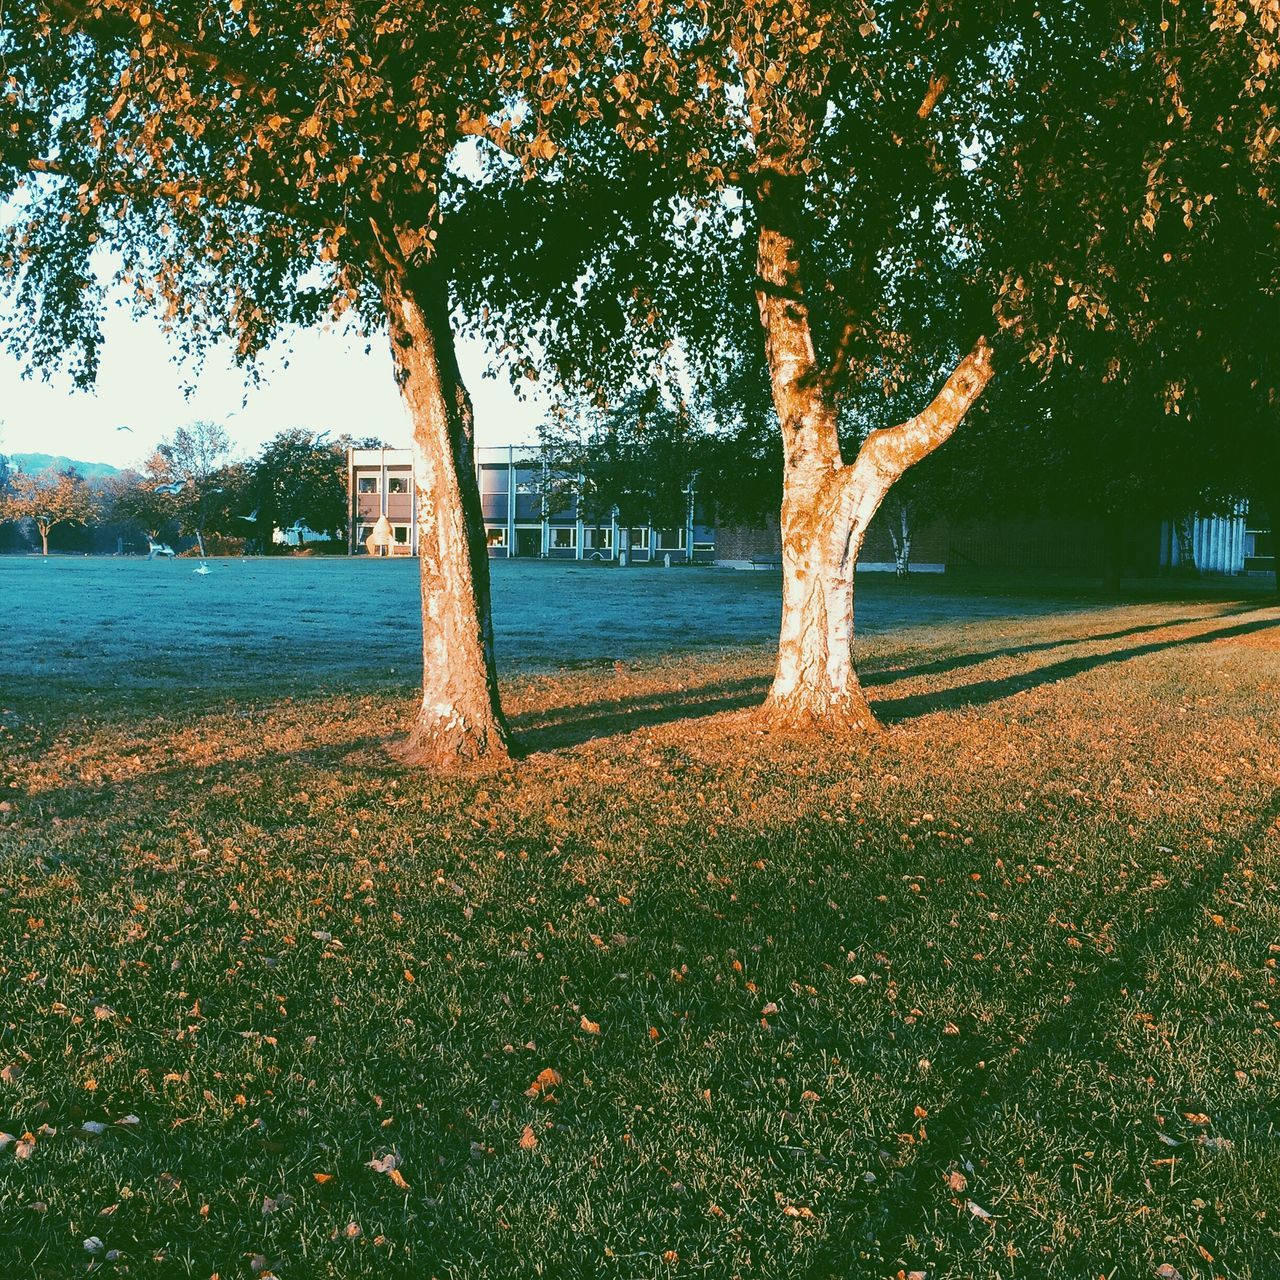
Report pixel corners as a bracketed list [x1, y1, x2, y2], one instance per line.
[5, 452, 121, 479]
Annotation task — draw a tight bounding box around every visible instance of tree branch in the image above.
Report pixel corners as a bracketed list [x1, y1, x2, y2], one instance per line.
[855, 336, 995, 486]
[48, 0, 307, 112]
[917, 72, 951, 120]
[26, 154, 334, 232]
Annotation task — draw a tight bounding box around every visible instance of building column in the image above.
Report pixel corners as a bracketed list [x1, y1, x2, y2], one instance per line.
[575, 472, 585, 561]
[410, 463, 419, 556]
[507, 445, 516, 558]
[347, 448, 355, 555]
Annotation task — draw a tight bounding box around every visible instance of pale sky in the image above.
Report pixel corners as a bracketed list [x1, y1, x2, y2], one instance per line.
[0, 298, 546, 471]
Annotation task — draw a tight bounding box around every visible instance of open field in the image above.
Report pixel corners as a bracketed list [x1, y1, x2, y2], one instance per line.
[1, 559, 1278, 1278]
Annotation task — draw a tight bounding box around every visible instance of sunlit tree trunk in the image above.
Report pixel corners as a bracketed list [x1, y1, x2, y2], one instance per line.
[38, 522, 49, 556]
[753, 168, 994, 731]
[380, 260, 508, 766]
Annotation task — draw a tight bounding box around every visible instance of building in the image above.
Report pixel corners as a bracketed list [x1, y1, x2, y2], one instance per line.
[349, 445, 1277, 578]
[1158, 504, 1275, 576]
[347, 445, 717, 562]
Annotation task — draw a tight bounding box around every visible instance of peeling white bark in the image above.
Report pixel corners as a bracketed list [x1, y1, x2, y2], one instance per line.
[752, 166, 994, 730]
[382, 266, 509, 766]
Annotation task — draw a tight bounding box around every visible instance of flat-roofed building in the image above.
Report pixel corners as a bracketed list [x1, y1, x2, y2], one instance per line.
[347, 445, 716, 562]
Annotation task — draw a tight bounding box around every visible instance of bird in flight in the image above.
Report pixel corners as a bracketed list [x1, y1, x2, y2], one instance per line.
[193, 562, 211, 576]
[117, 424, 133, 433]
[154, 481, 186, 495]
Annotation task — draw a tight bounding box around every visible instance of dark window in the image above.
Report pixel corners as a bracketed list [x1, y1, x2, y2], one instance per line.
[388, 477, 408, 494]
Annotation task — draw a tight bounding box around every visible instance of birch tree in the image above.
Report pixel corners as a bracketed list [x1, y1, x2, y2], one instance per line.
[504, 0, 1274, 730]
[1, 0, 574, 764]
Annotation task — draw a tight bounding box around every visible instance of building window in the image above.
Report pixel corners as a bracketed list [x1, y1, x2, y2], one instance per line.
[393, 525, 409, 545]
[656, 528, 686, 550]
[357, 476, 378, 494]
[357, 525, 372, 545]
[626, 527, 650, 551]
[388, 477, 408, 494]
[551, 526, 576, 550]
[584, 527, 613, 550]
[486, 527, 508, 548]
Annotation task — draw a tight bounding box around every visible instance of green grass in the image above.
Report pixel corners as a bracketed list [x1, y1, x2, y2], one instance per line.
[1, 560, 1278, 1278]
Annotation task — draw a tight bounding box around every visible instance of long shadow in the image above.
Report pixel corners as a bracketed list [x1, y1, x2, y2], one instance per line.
[875, 615, 1280, 724]
[863, 783, 1280, 1273]
[513, 678, 770, 753]
[514, 612, 1279, 753]
[11, 734, 393, 828]
[858, 604, 1259, 688]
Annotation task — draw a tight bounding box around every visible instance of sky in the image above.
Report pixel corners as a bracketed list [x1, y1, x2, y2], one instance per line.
[0, 299, 547, 471]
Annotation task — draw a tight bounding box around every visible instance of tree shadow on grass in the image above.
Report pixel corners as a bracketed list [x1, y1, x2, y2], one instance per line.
[859, 604, 1259, 688]
[857, 783, 1280, 1275]
[874, 614, 1280, 724]
[513, 611, 1280, 754]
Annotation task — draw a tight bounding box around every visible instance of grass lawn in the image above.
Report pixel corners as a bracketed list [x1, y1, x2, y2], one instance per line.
[1, 558, 1278, 1278]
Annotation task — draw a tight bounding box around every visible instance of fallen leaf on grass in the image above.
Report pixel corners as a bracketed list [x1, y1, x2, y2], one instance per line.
[1155, 1266, 1183, 1280]
[945, 1169, 968, 1193]
[367, 1153, 409, 1190]
[580, 1016, 601, 1035]
[526, 1067, 562, 1099]
[966, 1199, 993, 1220]
[519, 1124, 538, 1151]
[313, 1172, 334, 1185]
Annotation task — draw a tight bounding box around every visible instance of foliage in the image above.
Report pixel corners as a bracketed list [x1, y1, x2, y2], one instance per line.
[0, 465, 97, 549]
[249, 429, 348, 544]
[541, 385, 701, 531]
[102, 465, 179, 540]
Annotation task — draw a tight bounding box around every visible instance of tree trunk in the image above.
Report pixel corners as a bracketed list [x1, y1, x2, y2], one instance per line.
[39, 524, 49, 556]
[1173, 514, 1198, 576]
[752, 167, 994, 732]
[887, 500, 913, 578]
[1102, 511, 1124, 596]
[381, 260, 508, 766]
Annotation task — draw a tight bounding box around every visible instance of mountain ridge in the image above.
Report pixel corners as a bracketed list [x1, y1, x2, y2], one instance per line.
[5, 452, 121, 479]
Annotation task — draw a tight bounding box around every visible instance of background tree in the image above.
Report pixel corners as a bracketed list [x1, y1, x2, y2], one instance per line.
[542, 384, 703, 546]
[249, 429, 347, 548]
[104, 462, 180, 543]
[0, 466, 97, 554]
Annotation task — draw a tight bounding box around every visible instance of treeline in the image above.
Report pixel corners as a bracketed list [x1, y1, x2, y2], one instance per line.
[0, 424, 377, 556]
